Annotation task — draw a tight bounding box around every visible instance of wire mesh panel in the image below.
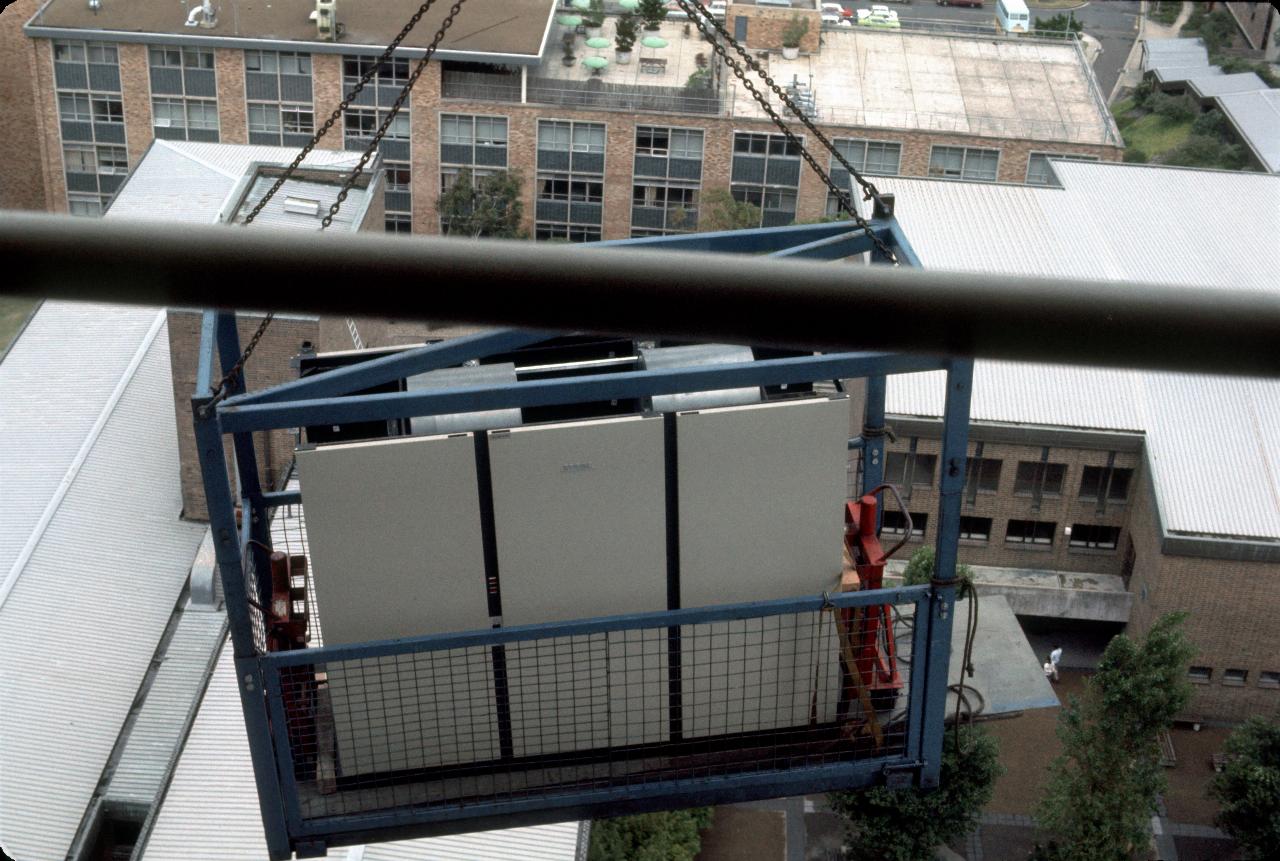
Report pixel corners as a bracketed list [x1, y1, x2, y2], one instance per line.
[264, 589, 922, 833]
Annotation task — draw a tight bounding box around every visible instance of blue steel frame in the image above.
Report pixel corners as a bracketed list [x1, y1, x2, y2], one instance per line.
[192, 220, 969, 860]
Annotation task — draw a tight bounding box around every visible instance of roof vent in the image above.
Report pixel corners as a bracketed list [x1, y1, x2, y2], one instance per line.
[283, 196, 323, 217]
[314, 0, 337, 41]
[184, 0, 217, 29]
[88, 0, 101, 13]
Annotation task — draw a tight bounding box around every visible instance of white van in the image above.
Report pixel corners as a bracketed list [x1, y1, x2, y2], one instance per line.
[996, 0, 1030, 33]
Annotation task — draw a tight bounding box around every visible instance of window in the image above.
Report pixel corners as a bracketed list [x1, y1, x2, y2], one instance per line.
[186, 100, 219, 130]
[1223, 669, 1248, 686]
[1188, 666, 1212, 684]
[150, 47, 212, 69]
[1258, 671, 1280, 688]
[68, 193, 105, 216]
[182, 47, 215, 69]
[64, 144, 96, 173]
[538, 120, 571, 151]
[1006, 519, 1055, 545]
[636, 126, 703, 160]
[536, 223, 602, 242]
[636, 126, 670, 156]
[441, 114, 508, 149]
[152, 97, 185, 128]
[732, 132, 802, 227]
[959, 516, 992, 542]
[245, 50, 279, 73]
[535, 120, 604, 153]
[536, 120, 604, 242]
[966, 457, 1001, 494]
[572, 123, 605, 152]
[87, 43, 117, 64]
[248, 103, 281, 134]
[1026, 152, 1100, 186]
[59, 93, 92, 122]
[1014, 461, 1066, 496]
[1079, 466, 1132, 502]
[881, 510, 927, 538]
[538, 176, 603, 203]
[281, 107, 313, 134]
[385, 213, 412, 234]
[91, 96, 123, 123]
[1069, 524, 1120, 550]
[388, 166, 413, 192]
[928, 145, 1000, 181]
[826, 139, 902, 214]
[55, 41, 86, 62]
[885, 451, 937, 488]
[245, 51, 314, 145]
[344, 109, 378, 137]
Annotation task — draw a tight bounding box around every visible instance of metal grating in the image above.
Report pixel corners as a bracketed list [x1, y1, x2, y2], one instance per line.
[262, 591, 921, 828]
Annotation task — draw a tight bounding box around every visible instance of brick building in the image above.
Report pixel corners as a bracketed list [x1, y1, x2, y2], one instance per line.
[16, 0, 1121, 236]
[0, 0, 49, 210]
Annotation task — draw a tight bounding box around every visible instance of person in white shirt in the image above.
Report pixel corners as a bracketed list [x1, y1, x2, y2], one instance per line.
[1049, 646, 1063, 681]
[1043, 660, 1054, 680]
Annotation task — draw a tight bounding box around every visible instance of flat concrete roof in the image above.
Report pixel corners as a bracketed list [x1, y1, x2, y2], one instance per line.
[733, 29, 1116, 145]
[27, 0, 555, 59]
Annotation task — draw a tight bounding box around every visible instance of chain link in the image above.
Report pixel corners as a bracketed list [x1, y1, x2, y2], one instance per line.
[674, 0, 899, 264]
[203, 312, 275, 415]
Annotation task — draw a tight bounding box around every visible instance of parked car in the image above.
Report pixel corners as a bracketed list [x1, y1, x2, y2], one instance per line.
[857, 8, 902, 28]
[869, 4, 899, 18]
[821, 2, 851, 16]
[707, 0, 728, 18]
[937, 0, 983, 7]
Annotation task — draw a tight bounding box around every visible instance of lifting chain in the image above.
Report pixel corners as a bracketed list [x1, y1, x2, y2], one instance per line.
[673, 0, 899, 264]
[205, 1, 470, 416]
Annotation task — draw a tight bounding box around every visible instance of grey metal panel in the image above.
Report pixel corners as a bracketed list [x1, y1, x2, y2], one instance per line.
[54, 61, 87, 89]
[279, 74, 312, 102]
[474, 144, 508, 167]
[150, 67, 183, 95]
[765, 158, 801, 186]
[60, 120, 93, 142]
[295, 433, 492, 643]
[99, 173, 125, 195]
[153, 126, 187, 141]
[633, 154, 668, 178]
[631, 206, 665, 229]
[537, 149, 570, 171]
[94, 122, 126, 144]
[346, 85, 377, 106]
[536, 199, 568, 222]
[0, 314, 206, 861]
[245, 71, 278, 101]
[489, 416, 669, 754]
[571, 152, 604, 174]
[731, 155, 765, 183]
[441, 143, 473, 165]
[569, 202, 602, 224]
[383, 189, 412, 213]
[407, 363, 522, 435]
[88, 63, 121, 92]
[187, 129, 220, 143]
[65, 171, 99, 192]
[762, 209, 795, 227]
[668, 157, 702, 180]
[639, 344, 761, 412]
[247, 131, 280, 146]
[377, 86, 402, 107]
[281, 132, 314, 148]
[183, 69, 217, 97]
[378, 138, 410, 161]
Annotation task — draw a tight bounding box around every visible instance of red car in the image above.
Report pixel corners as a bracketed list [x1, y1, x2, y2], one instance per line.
[938, 0, 984, 7]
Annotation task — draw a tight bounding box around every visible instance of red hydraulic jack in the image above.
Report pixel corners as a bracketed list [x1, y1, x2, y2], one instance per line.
[837, 486, 910, 737]
[267, 552, 319, 781]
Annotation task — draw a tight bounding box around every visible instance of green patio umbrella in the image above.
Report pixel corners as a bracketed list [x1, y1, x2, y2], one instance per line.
[641, 35, 669, 48]
[585, 36, 611, 49]
[619, 0, 639, 8]
[556, 14, 582, 26]
[582, 56, 609, 70]
[570, 0, 591, 8]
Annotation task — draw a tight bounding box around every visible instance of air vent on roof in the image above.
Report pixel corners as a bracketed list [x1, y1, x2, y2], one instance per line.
[283, 196, 323, 217]
[315, 0, 337, 41]
[185, 0, 217, 29]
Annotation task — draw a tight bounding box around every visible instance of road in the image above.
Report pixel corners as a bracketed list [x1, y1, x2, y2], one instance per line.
[833, 1, 1143, 100]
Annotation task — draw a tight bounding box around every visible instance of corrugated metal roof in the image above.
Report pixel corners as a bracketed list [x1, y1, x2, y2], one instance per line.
[1215, 89, 1280, 173]
[106, 606, 227, 808]
[107, 140, 364, 225]
[1142, 37, 1209, 72]
[1153, 64, 1221, 84]
[231, 176, 361, 231]
[1188, 71, 1267, 98]
[0, 313, 207, 861]
[871, 162, 1280, 540]
[140, 641, 583, 861]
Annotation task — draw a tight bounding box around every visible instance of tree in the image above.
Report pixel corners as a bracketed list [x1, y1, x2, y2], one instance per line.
[1033, 612, 1195, 861]
[696, 188, 761, 232]
[587, 808, 713, 861]
[829, 725, 1002, 861]
[899, 544, 975, 592]
[1208, 716, 1280, 860]
[435, 168, 525, 238]
[638, 0, 667, 31]
[615, 11, 638, 53]
[1033, 12, 1083, 40]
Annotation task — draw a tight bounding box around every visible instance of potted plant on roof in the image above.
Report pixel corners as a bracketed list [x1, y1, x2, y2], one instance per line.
[781, 15, 808, 60]
[562, 31, 577, 67]
[615, 12, 638, 65]
[639, 0, 667, 32]
[584, 0, 605, 36]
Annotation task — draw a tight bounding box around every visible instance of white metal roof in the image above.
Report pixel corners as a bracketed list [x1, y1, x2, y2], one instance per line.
[869, 161, 1280, 541]
[140, 640, 584, 861]
[1188, 71, 1267, 99]
[1142, 37, 1209, 73]
[107, 140, 365, 226]
[0, 306, 207, 861]
[1215, 89, 1280, 173]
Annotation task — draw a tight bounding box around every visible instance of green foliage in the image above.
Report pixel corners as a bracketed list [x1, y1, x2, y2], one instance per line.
[1218, 55, 1280, 88]
[638, 0, 667, 31]
[1122, 146, 1148, 164]
[436, 168, 526, 239]
[1191, 108, 1228, 138]
[697, 188, 761, 231]
[1148, 1, 1180, 27]
[1209, 716, 1280, 860]
[900, 545, 975, 592]
[685, 67, 712, 90]
[1033, 12, 1082, 40]
[615, 12, 638, 52]
[587, 808, 713, 861]
[1183, 6, 1238, 55]
[1150, 92, 1194, 123]
[782, 14, 810, 49]
[585, 0, 605, 29]
[830, 725, 1002, 861]
[1165, 134, 1246, 170]
[1033, 613, 1195, 861]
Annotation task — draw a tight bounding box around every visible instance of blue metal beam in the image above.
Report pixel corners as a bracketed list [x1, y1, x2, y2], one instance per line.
[218, 353, 948, 434]
[767, 229, 878, 261]
[196, 310, 217, 398]
[591, 219, 893, 255]
[224, 328, 556, 408]
[882, 220, 923, 269]
[861, 375, 888, 498]
[262, 585, 929, 669]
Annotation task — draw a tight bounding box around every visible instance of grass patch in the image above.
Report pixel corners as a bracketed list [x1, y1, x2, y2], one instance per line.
[1121, 113, 1193, 160]
[0, 297, 40, 358]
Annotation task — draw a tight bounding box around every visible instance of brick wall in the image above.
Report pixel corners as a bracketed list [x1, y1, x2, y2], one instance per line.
[877, 430, 1143, 576]
[729, 4, 823, 54]
[168, 310, 319, 521]
[30, 38, 68, 213]
[311, 53, 345, 151]
[0, 0, 48, 210]
[119, 43, 153, 168]
[1126, 474, 1280, 722]
[215, 47, 247, 144]
[1225, 2, 1276, 53]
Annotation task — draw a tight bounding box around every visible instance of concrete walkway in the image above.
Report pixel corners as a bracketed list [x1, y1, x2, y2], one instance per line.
[1109, 0, 1194, 102]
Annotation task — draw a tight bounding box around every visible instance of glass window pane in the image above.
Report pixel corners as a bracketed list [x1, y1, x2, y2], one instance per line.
[56, 42, 86, 62]
[59, 93, 91, 121]
[866, 142, 900, 174]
